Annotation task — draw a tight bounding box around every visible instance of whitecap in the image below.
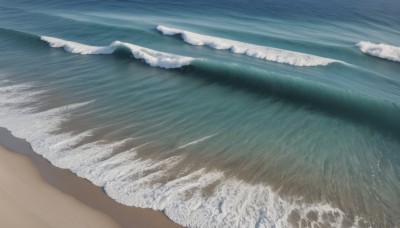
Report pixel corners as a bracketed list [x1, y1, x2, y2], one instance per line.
[41, 36, 195, 69]
[357, 41, 400, 62]
[157, 25, 340, 67]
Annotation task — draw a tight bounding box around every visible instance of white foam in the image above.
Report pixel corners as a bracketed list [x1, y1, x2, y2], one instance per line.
[41, 36, 115, 54]
[157, 25, 340, 67]
[357, 41, 400, 62]
[177, 134, 217, 149]
[0, 80, 358, 227]
[40, 36, 195, 69]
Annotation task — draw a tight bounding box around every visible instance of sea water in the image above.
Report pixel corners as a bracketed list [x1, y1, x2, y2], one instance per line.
[0, 0, 400, 227]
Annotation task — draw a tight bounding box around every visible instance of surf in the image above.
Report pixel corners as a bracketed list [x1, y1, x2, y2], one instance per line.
[41, 36, 196, 69]
[1, 22, 400, 227]
[157, 25, 342, 67]
[32, 32, 400, 137]
[357, 41, 400, 62]
[0, 81, 354, 228]
[0, 28, 395, 137]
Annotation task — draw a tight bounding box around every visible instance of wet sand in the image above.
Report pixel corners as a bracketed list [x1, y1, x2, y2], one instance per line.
[0, 127, 182, 228]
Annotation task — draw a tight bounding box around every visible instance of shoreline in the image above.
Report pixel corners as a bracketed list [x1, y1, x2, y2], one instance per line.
[0, 145, 120, 228]
[0, 127, 182, 228]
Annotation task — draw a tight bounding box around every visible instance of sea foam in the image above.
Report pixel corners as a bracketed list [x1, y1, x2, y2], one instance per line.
[0, 79, 360, 228]
[157, 25, 340, 67]
[357, 41, 400, 62]
[40, 36, 195, 69]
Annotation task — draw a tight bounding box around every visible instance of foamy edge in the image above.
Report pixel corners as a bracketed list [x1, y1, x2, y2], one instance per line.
[157, 25, 340, 67]
[357, 41, 400, 62]
[0, 81, 358, 228]
[40, 36, 195, 69]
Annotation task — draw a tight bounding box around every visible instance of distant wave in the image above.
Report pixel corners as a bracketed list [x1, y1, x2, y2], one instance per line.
[3, 28, 399, 135]
[38, 34, 400, 135]
[357, 41, 400, 62]
[40, 36, 195, 69]
[157, 25, 341, 67]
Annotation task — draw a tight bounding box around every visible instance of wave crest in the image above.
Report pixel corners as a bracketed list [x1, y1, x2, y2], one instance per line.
[157, 25, 340, 67]
[357, 41, 400, 62]
[40, 36, 195, 69]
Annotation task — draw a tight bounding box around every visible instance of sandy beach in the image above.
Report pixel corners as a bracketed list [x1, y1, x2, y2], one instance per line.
[0, 128, 182, 228]
[0, 145, 121, 228]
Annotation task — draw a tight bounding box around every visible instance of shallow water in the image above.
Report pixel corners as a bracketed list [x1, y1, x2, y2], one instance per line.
[0, 0, 400, 227]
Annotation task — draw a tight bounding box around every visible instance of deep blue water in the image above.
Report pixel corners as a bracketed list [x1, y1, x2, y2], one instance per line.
[0, 0, 399, 227]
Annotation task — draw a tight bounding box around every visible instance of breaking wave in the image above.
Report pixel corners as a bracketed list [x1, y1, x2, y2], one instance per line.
[157, 25, 341, 67]
[186, 61, 400, 137]
[357, 41, 400, 62]
[1, 28, 398, 137]
[41, 36, 195, 69]
[1, 26, 397, 227]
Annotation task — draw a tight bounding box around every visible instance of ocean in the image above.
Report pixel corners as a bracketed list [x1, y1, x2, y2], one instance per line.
[0, 0, 399, 227]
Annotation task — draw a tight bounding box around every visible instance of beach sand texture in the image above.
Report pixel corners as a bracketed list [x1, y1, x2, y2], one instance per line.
[0, 145, 120, 228]
[0, 128, 182, 228]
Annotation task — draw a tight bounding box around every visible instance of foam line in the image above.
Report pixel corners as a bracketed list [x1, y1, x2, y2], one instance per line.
[40, 36, 195, 69]
[357, 41, 400, 62]
[0, 80, 363, 227]
[157, 25, 340, 67]
[177, 134, 217, 149]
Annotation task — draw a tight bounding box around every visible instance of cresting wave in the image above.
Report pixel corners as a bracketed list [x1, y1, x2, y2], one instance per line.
[157, 25, 341, 67]
[357, 41, 400, 62]
[187, 61, 400, 137]
[0, 80, 364, 228]
[23, 33, 400, 137]
[3, 28, 398, 137]
[40, 36, 195, 69]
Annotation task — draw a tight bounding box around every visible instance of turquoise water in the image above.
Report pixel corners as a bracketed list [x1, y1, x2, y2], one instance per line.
[0, 1, 400, 227]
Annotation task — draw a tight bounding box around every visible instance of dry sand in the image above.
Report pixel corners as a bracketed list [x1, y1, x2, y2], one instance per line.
[0, 127, 182, 228]
[0, 145, 120, 228]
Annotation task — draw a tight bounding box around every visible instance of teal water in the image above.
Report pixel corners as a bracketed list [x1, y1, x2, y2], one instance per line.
[0, 1, 400, 227]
